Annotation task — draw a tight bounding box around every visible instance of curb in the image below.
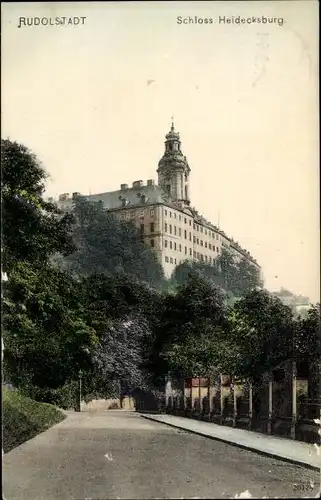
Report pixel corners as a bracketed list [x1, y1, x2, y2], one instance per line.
[140, 414, 320, 472]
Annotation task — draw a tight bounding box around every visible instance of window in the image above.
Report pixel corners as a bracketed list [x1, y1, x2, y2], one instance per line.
[150, 222, 155, 233]
[189, 232, 191, 241]
[200, 240, 203, 247]
[184, 218, 187, 224]
[140, 209, 144, 217]
[209, 243, 212, 250]
[150, 209, 155, 217]
[165, 256, 169, 263]
[174, 258, 177, 264]
[170, 257, 173, 263]
[205, 242, 207, 248]
[200, 227, 203, 233]
[197, 238, 199, 245]
[193, 251, 196, 258]
[197, 252, 200, 259]
[179, 215, 181, 221]
[189, 220, 192, 226]
[140, 224, 144, 233]
[169, 212, 172, 218]
[201, 254, 204, 262]
[193, 224, 196, 229]
[193, 236, 196, 243]
[179, 244, 182, 252]
[205, 229, 207, 235]
[174, 213, 177, 219]
[165, 223, 167, 232]
[197, 226, 199, 232]
[205, 255, 208, 262]
[216, 234, 219, 240]
[179, 228, 181, 236]
[169, 225, 172, 234]
[164, 240, 168, 248]
[174, 226, 177, 235]
[185, 246, 187, 255]
[217, 247, 220, 252]
[174, 242, 177, 250]
[184, 230, 187, 239]
[170, 241, 172, 249]
[189, 248, 192, 256]
[150, 239, 155, 247]
[165, 210, 167, 216]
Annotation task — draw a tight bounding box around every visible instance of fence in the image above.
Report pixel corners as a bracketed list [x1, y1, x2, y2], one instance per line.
[164, 373, 321, 443]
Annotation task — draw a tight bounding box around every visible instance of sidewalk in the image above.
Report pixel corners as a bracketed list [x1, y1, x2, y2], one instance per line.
[140, 413, 320, 471]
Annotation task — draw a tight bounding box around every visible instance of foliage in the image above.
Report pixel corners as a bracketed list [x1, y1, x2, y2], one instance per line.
[2, 261, 98, 391]
[173, 248, 263, 297]
[224, 289, 295, 382]
[64, 197, 165, 288]
[150, 271, 228, 379]
[294, 303, 321, 364]
[1, 139, 75, 273]
[2, 387, 65, 453]
[92, 315, 152, 391]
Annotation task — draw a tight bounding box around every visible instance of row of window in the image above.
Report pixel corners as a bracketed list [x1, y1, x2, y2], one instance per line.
[164, 209, 192, 225]
[163, 239, 220, 255]
[164, 254, 217, 265]
[164, 240, 193, 255]
[140, 223, 155, 234]
[119, 209, 155, 221]
[163, 209, 221, 240]
[193, 236, 220, 252]
[164, 223, 192, 240]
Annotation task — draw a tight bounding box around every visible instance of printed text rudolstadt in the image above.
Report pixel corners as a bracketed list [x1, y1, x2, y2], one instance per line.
[17, 16, 87, 28]
[176, 16, 285, 27]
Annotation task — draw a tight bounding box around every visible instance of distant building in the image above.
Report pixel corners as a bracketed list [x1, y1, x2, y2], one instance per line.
[56, 122, 260, 278]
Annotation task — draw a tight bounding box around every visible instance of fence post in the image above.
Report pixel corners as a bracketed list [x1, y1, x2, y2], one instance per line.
[267, 374, 273, 435]
[220, 374, 224, 424]
[208, 376, 213, 422]
[248, 381, 253, 430]
[291, 361, 297, 439]
[233, 380, 237, 428]
[191, 378, 195, 413]
[183, 379, 187, 414]
[199, 377, 203, 418]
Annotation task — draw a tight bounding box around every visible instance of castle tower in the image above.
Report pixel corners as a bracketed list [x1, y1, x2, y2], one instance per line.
[157, 121, 191, 205]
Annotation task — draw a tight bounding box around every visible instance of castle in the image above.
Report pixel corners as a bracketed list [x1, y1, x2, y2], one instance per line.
[56, 122, 260, 278]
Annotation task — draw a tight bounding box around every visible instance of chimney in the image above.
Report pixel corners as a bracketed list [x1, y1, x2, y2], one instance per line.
[120, 183, 128, 190]
[72, 192, 81, 200]
[147, 179, 155, 187]
[132, 180, 143, 188]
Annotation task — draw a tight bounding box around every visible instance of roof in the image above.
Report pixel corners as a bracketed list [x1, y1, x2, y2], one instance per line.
[87, 184, 171, 210]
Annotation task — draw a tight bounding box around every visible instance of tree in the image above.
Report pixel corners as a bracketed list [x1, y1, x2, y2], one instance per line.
[92, 315, 152, 394]
[225, 289, 295, 383]
[1, 139, 75, 273]
[151, 271, 228, 379]
[65, 197, 165, 288]
[2, 262, 98, 391]
[172, 249, 262, 298]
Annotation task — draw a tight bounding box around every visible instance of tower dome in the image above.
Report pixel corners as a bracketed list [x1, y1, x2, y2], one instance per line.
[157, 120, 191, 205]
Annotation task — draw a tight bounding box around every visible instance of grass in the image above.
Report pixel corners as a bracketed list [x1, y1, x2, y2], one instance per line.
[2, 387, 66, 453]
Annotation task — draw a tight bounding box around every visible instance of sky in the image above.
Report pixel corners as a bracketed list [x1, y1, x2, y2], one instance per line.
[2, 1, 319, 302]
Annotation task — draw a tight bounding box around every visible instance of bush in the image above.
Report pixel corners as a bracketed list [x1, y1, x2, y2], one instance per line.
[21, 381, 78, 410]
[2, 387, 66, 453]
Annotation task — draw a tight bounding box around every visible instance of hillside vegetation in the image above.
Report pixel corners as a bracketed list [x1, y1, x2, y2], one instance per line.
[2, 387, 66, 453]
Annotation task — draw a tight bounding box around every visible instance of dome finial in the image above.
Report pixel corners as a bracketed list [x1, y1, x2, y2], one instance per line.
[170, 116, 175, 131]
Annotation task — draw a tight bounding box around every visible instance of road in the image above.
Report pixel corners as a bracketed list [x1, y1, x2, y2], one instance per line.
[3, 410, 319, 499]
